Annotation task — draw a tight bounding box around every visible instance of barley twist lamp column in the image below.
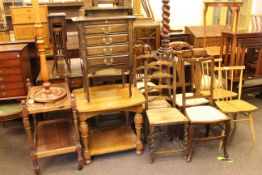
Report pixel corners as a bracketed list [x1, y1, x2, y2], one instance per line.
[157, 0, 172, 60]
[32, 0, 67, 102]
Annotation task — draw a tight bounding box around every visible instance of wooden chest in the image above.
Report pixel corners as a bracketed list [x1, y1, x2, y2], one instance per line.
[0, 44, 32, 100]
[10, 5, 51, 54]
[72, 16, 135, 100]
[185, 25, 230, 47]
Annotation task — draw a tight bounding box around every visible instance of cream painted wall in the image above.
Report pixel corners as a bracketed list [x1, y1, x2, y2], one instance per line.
[150, 0, 203, 27]
[251, 0, 262, 14]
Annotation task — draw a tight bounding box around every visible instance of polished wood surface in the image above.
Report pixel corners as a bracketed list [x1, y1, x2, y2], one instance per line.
[73, 84, 145, 164]
[0, 43, 31, 100]
[74, 84, 144, 113]
[89, 125, 136, 156]
[185, 25, 230, 47]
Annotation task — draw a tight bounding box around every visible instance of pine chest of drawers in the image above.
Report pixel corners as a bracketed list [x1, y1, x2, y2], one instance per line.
[72, 16, 135, 101]
[0, 44, 32, 100]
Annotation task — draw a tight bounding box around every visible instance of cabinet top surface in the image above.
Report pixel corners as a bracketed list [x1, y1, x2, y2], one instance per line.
[74, 84, 145, 113]
[0, 44, 28, 52]
[71, 15, 136, 22]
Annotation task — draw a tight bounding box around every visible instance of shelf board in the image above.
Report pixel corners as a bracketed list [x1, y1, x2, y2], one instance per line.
[36, 118, 77, 158]
[90, 125, 136, 156]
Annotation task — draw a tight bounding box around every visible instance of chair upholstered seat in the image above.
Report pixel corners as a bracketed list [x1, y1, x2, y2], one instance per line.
[215, 100, 258, 113]
[0, 102, 23, 122]
[185, 105, 229, 123]
[175, 93, 209, 107]
[147, 107, 188, 126]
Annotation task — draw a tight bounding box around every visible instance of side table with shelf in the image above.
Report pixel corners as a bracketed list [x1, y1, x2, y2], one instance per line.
[21, 83, 83, 175]
[73, 84, 145, 164]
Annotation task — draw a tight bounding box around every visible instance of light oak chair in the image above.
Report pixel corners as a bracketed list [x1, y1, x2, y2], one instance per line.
[214, 66, 258, 147]
[179, 57, 231, 162]
[144, 55, 188, 163]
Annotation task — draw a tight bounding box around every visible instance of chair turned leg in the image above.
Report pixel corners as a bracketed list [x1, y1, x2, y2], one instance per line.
[205, 124, 210, 137]
[218, 129, 225, 151]
[76, 143, 84, 170]
[149, 125, 155, 164]
[231, 113, 238, 137]
[223, 121, 231, 158]
[186, 124, 194, 162]
[248, 113, 256, 143]
[32, 155, 40, 175]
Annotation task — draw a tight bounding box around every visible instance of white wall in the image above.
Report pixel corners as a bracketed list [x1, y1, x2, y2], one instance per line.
[150, 0, 203, 27]
[251, 0, 262, 14]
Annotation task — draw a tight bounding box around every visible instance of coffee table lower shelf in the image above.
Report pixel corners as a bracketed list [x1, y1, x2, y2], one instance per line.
[36, 118, 77, 158]
[89, 125, 137, 156]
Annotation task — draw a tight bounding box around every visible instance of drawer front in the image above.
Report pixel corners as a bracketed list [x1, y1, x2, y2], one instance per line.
[14, 25, 35, 40]
[85, 24, 128, 35]
[0, 82, 24, 90]
[85, 34, 128, 46]
[87, 55, 129, 67]
[86, 44, 129, 57]
[11, 6, 48, 24]
[0, 74, 23, 82]
[0, 59, 21, 68]
[0, 67, 22, 75]
[0, 89, 26, 98]
[0, 52, 21, 61]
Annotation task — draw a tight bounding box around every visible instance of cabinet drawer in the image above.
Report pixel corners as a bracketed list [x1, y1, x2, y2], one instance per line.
[0, 52, 21, 61]
[11, 6, 48, 24]
[14, 25, 35, 40]
[87, 55, 129, 67]
[86, 44, 129, 56]
[85, 34, 128, 46]
[85, 24, 128, 35]
[0, 82, 24, 90]
[0, 67, 22, 75]
[0, 89, 26, 98]
[0, 59, 21, 68]
[0, 74, 23, 82]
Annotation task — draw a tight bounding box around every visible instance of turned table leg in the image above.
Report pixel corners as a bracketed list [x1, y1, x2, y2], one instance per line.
[79, 116, 91, 164]
[134, 112, 143, 155]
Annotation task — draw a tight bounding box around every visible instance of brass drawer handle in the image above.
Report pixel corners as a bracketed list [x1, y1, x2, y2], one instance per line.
[102, 26, 112, 34]
[102, 37, 113, 44]
[0, 70, 2, 74]
[0, 77, 3, 81]
[103, 58, 114, 65]
[2, 92, 7, 96]
[17, 54, 20, 58]
[0, 85, 4, 89]
[103, 48, 112, 56]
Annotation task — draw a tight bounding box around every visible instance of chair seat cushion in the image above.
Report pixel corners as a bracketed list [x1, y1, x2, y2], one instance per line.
[175, 93, 209, 107]
[147, 107, 188, 126]
[0, 102, 23, 121]
[185, 105, 229, 123]
[215, 100, 257, 113]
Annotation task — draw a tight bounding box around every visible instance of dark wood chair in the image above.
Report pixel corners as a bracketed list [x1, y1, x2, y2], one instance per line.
[144, 53, 188, 163]
[179, 57, 231, 162]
